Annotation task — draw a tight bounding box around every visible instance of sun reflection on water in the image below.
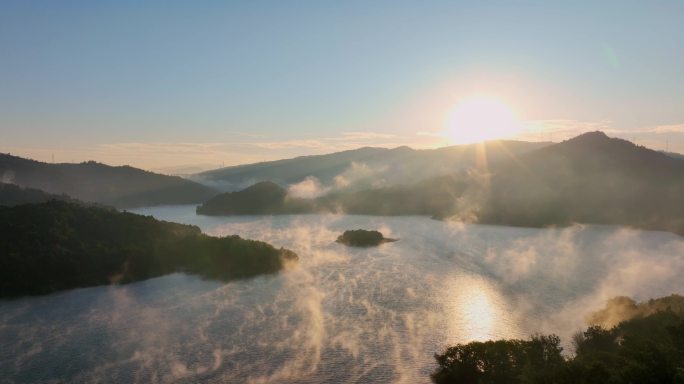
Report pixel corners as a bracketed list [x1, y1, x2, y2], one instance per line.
[444, 275, 520, 343]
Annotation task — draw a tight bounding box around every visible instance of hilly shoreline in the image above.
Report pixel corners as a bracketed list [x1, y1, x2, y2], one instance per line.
[196, 132, 684, 236]
[0, 201, 298, 298]
[0, 153, 217, 208]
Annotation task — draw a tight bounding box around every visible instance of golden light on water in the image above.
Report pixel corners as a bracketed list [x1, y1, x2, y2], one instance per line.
[444, 95, 523, 144]
[445, 275, 519, 343]
[460, 289, 495, 340]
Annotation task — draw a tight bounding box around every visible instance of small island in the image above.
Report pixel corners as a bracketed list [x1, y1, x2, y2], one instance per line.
[0, 201, 298, 298]
[336, 229, 397, 247]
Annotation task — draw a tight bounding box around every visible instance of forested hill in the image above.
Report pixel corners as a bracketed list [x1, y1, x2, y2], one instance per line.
[197, 181, 298, 215]
[193, 141, 549, 191]
[196, 132, 684, 236]
[478, 131, 684, 234]
[0, 182, 79, 206]
[0, 201, 297, 298]
[0, 153, 217, 207]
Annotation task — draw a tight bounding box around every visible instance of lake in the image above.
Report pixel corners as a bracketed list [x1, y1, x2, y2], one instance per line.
[1, 205, 683, 383]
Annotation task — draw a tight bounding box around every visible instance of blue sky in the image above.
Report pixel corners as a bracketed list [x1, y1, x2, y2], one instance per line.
[1, 1, 683, 171]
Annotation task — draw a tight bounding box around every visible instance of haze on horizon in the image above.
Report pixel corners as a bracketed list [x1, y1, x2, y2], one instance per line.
[1, 1, 683, 172]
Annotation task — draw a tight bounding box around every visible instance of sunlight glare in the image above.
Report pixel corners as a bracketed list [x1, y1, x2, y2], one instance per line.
[444, 96, 523, 144]
[445, 275, 518, 343]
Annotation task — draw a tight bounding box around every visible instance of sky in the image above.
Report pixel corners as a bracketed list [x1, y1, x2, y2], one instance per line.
[1, 1, 683, 173]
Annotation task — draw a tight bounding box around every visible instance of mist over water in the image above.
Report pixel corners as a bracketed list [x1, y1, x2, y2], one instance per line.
[2, 206, 683, 383]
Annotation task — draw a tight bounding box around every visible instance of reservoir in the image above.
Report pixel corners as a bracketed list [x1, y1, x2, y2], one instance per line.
[2, 205, 683, 383]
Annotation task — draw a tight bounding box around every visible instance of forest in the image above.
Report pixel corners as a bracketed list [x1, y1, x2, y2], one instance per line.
[0, 201, 297, 298]
[432, 295, 684, 384]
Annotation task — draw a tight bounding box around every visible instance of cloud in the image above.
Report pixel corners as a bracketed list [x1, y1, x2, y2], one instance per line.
[282, 161, 388, 199]
[416, 119, 618, 146]
[1, 142, 254, 173]
[1, 170, 15, 184]
[6, 119, 683, 174]
[333, 162, 378, 189]
[247, 139, 330, 150]
[416, 130, 444, 137]
[517, 119, 613, 141]
[91, 142, 262, 173]
[518, 119, 684, 138]
[523, 119, 613, 132]
[247, 131, 406, 152]
[99, 142, 226, 155]
[621, 123, 684, 134]
[506, 119, 684, 153]
[335, 131, 397, 140]
[287, 176, 331, 199]
[2, 130, 429, 175]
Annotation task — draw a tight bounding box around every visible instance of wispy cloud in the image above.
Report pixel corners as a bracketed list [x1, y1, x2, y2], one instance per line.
[520, 119, 684, 137]
[247, 140, 330, 150]
[523, 119, 612, 132]
[2, 130, 432, 174]
[416, 130, 444, 137]
[4, 120, 682, 174]
[247, 131, 417, 152]
[621, 124, 684, 134]
[517, 119, 613, 141]
[513, 120, 684, 153]
[100, 142, 226, 155]
[336, 131, 397, 140]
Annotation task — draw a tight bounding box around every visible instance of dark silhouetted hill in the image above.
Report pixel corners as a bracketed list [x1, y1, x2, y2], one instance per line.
[324, 132, 684, 234]
[197, 174, 471, 217]
[0, 201, 297, 298]
[196, 181, 314, 215]
[478, 131, 684, 234]
[664, 150, 684, 161]
[0, 182, 80, 206]
[192, 141, 550, 191]
[196, 132, 684, 235]
[0, 153, 218, 207]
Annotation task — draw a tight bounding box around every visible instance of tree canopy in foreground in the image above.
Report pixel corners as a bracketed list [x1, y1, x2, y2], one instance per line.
[432, 295, 684, 384]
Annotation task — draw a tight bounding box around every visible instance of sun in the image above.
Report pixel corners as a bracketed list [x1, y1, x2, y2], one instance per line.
[444, 95, 523, 144]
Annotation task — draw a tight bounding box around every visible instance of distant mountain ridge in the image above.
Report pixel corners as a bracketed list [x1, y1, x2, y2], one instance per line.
[664, 150, 684, 161]
[478, 131, 684, 233]
[197, 132, 684, 236]
[0, 153, 217, 207]
[192, 141, 551, 192]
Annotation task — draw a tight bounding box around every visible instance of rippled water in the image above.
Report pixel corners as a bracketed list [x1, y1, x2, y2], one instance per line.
[1, 206, 683, 383]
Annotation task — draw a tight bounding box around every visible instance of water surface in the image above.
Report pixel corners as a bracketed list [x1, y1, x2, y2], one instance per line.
[2, 206, 683, 383]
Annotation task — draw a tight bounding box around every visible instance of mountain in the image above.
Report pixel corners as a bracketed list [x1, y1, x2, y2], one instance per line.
[0, 153, 218, 207]
[0, 182, 79, 206]
[197, 132, 684, 235]
[478, 131, 684, 234]
[664, 151, 684, 161]
[197, 181, 308, 215]
[195, 175, 470, 216]
[0, 200, 297, 298]
[192, 141, 550, 192]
